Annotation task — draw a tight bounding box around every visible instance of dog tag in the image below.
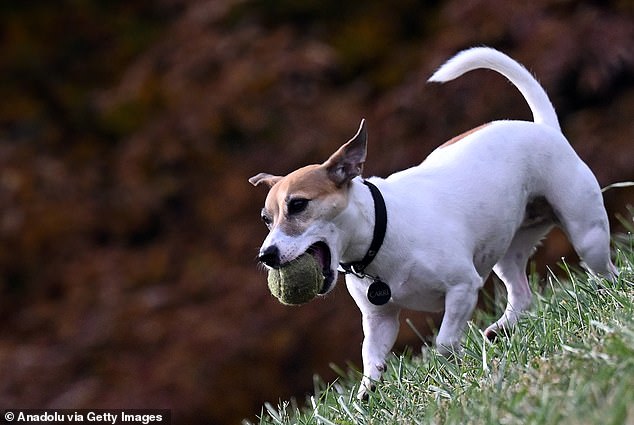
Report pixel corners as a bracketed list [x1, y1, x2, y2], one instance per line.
[367, 280, 391, 306]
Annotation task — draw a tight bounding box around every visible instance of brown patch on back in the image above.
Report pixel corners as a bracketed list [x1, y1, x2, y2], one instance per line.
[437, 123, 491, 149]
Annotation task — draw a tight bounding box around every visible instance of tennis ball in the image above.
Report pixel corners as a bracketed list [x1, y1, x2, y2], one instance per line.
[267, 253, 324, 305]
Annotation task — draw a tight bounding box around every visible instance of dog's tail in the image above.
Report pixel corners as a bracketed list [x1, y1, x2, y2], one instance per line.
[428, 47, 561, 131]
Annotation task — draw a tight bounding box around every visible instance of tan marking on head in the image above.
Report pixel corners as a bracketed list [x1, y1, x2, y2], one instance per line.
[264, 164, 349, 236]
[437, 123, 491, 150]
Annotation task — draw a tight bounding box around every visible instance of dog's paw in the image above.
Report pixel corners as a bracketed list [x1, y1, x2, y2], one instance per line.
[357, 379, 376, 401]
[484, 325, 500, 342]
[357, 363, 386, 400]
[436, 341, 463, 359]
[484, 323, 512, 341]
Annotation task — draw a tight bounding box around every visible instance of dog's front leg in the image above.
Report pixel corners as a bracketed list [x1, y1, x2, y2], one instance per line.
[357, 306, 400, 400]
[436, 280, 481, 356]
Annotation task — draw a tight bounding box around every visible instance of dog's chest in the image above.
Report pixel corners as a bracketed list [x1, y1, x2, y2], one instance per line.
[371, 266, 448, 312]
[390, 283, 446, 312]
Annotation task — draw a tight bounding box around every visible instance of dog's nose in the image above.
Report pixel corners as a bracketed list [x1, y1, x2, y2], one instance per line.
[258, 245, 281, 268]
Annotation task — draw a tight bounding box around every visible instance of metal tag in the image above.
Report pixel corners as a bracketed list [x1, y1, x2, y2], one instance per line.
[367, 279, 391, 306]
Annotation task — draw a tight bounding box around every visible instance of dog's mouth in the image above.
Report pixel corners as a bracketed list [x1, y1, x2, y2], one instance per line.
[306, 242, 334, 294]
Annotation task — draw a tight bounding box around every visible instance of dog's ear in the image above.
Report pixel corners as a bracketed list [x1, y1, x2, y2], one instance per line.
[323, 119, 367, 187]
[249, 173, 283, 188]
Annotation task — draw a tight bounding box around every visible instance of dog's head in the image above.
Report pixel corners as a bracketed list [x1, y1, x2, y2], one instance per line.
[249, 120, 367, 294]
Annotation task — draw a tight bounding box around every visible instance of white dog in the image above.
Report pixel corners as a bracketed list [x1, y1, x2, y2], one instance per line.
[249, 47, 617, 399]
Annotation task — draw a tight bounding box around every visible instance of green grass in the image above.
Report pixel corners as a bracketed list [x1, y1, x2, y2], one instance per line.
[248, 234, 634, 425]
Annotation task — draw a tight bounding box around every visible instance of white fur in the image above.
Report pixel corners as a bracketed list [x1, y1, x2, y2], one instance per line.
[251, 47, 616, 400]
[428, 47, 561, 130]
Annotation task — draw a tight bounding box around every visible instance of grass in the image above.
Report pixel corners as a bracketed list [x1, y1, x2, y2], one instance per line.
[247, 233, 634, 425]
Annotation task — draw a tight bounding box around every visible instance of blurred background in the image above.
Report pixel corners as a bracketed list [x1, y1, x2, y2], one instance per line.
[0, 0, 633, 423]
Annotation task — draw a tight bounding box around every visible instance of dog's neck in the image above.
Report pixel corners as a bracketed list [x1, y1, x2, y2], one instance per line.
[337, 178, 382, 267]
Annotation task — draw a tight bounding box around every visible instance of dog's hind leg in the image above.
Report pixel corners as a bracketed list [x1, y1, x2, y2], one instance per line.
[561, 215, 617, 280]
[485, 224, 552, 340]
[548, 179, 617, 280]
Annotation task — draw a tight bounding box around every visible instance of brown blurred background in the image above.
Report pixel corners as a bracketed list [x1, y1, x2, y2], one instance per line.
[0, 0, 633, 424]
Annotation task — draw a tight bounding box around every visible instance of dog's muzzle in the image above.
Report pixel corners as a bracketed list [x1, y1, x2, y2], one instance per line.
[258, 245, 281, 268]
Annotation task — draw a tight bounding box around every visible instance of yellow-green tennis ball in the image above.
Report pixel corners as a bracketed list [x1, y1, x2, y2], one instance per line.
[267, 253, 324, 305]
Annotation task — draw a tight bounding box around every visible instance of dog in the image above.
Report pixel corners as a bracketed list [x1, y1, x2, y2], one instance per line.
[249, 47, 617, 400]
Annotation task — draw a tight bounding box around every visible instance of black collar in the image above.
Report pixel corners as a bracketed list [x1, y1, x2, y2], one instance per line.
[339, 180, 387, 277]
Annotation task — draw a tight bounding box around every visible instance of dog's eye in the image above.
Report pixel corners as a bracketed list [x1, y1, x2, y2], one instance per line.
[287, 198, 309, 215]
[261, 210, 273, 228]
